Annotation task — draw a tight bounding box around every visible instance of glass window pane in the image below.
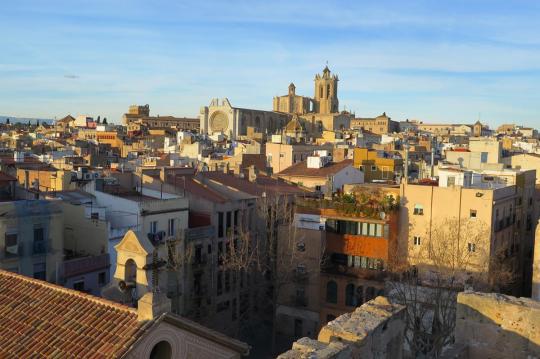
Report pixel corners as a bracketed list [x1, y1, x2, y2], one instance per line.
[369, 224, 376, 236]
[375, 224, 383, 237]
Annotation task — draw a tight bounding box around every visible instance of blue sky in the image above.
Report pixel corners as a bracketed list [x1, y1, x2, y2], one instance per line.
[1, 0, 539, 128]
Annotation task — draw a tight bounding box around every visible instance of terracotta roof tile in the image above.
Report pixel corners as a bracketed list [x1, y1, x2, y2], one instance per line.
[0, 270, 146, 358]
[277, 159, 354, 177]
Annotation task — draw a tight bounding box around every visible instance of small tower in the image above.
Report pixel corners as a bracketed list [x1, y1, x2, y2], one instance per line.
[288, 82, 296, 96]
[314, 66, 339, 114]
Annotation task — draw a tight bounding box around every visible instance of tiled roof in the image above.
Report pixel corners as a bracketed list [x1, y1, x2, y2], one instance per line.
[277, 159, 354, 177]
[0, 270, 147, 358]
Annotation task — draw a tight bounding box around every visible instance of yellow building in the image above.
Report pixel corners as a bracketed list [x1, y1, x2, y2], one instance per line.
[16, 166, 72, 192]
[353, 148, 403, 182]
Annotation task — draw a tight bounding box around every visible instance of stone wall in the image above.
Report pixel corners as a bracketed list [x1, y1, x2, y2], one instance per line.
[453, 291, 540, 359]
[277, 296, 406, 359]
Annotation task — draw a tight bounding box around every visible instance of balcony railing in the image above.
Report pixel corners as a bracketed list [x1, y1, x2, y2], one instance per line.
[292, 270, 309, 283]
[290, 295, 308, 307]
[33, 241, 47, 255]
[322, 262, 387, 281]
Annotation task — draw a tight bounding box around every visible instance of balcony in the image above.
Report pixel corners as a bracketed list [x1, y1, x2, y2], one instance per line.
[322, 261, 387, 281]
[33, 241, 47, 255]
[292, 270, 309, 284]
[191, 285, 208, 299]
[296, 191, 399, 220]
[192, 255, 208, 270]
[290, 295, 308, 307]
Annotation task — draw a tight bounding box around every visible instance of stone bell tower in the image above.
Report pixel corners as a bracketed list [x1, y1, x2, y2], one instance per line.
[314, 66, 339, 114]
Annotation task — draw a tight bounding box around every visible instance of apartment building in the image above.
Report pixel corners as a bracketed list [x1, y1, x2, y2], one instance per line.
[277, 157, 363, 194]
[400, 167, 538, 295]
[265, 141, 333, 173]
[0, 200, 63, 282]
[276, 185, 400, 344]
[353, 148, 403, 183]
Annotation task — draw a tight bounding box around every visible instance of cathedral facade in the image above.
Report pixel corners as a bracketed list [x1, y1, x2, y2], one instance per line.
[199, 66, 351, 140]
[199, 98, 289, 139]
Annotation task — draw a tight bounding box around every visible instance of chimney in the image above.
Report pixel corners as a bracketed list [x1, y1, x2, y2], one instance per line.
[137, 292, 171, 321]
[248, 165, 257, 182]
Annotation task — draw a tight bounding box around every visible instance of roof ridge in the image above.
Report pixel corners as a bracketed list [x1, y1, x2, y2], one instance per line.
[0, 269, 137, 314]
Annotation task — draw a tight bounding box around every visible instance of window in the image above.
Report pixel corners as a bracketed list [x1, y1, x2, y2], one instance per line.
[413, 204, 424, 215]
[4, 233, 18, 256]
[470, 210, 477, 218]
[73, 280, 85, 292]
[414, 236, 421, 246]
[150, 340, 172, 359]
[98, 272, 106, 286]
[150, 221, 158, 234]
[226, 211, 232, 234]
[33, 263, 46, 280]
[345, 284, 356, 306]
[167, 219, 175, 236]
[218, 212, 224, 238]
[447, 176, 456, 186]
[326, 280, 338, 304]
[315, 185, 322, 192]
[468, 243, 476, 252]
[217, 271, 223, 295]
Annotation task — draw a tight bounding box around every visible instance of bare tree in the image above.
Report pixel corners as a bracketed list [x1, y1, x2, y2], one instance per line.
[387, 217, 515, 358]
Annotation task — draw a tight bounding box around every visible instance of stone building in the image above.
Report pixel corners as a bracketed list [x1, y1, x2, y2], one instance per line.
[123, 104, 199, 132]
[278, 296, 406, 359]
[351, 112, 399, 135]
[200, 98, 289, 139]
[273, 66, 353, 135]
[449, 291, 540, 358]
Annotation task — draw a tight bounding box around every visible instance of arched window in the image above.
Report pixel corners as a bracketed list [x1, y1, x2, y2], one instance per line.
[150, 340, 172, 359]
[327, 84, 331, 98]
[345, 283, 355, 306]
[125, 259, 136, 283]
[326, 280, 337, 303]
[255, 116, 261, 130]
[320, 86, 323, 98]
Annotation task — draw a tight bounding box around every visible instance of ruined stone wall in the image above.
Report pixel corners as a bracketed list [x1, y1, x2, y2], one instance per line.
[277, 296, 406, 359]
[454, 291, 540, 359]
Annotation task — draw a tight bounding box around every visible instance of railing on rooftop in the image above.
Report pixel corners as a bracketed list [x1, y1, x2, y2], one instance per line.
[296, 193, 399, 220]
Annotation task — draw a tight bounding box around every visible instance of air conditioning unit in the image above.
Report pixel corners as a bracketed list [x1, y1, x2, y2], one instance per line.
[5, 244, 18, 256]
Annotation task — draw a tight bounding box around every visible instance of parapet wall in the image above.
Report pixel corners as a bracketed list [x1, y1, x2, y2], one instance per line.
[454, 291, 540, 359]
[278, 296, 406, 359]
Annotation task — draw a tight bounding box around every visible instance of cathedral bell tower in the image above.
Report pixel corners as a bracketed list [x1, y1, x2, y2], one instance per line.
[314, 66, 339, 114]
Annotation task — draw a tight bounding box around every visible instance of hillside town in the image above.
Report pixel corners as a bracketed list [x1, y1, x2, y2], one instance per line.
[0, 65, 539, 358]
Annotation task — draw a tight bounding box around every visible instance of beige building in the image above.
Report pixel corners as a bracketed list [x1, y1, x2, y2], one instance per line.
[123, 104, 199, 132]
[0, 200, 63, 282]
[351, 112, 399, 135]
[400, 167, 537, 296]
[277, 159, 364, 194]
[509, 153, 540, 184]
[265, 142, 333, 173]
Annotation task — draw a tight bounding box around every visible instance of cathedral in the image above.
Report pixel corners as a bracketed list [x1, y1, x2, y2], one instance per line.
[199, 66, 352, 140]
